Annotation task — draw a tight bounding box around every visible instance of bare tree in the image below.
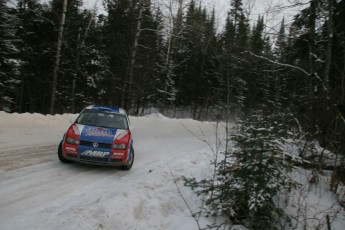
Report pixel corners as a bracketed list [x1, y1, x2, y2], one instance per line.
[164, 0, 184, 93]
[50, 0, 68, 114]
[72, 9, 97, 113]
[308, 0, 317, 98]
[122, 0, 144, 109]
[323, 0, 335, 89]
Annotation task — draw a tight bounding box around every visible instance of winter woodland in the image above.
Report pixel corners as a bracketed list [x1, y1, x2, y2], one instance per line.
[1, 0, 345, 229]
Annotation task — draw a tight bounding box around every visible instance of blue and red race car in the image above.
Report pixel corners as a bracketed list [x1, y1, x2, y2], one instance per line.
[58, 105, 134, 170]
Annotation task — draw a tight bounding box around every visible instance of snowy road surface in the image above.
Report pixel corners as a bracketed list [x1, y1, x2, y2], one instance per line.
[3, 112, 344, 230]
[0, 112, 222, 230]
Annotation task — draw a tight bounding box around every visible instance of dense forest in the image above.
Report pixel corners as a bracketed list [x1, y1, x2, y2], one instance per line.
[2, 0, 344, 150]
[1, 0, 345, 228]
[0, 0, 344, 117]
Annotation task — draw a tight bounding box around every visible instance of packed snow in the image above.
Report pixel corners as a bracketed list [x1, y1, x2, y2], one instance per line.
[0, 111, 344, 230]
[0, 111, 223, 230]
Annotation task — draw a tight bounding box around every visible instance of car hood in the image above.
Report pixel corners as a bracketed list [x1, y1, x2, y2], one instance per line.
[76, 124, 127, 143]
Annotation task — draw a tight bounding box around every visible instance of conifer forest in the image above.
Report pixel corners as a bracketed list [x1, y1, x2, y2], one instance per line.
[1, 0, 345, 228]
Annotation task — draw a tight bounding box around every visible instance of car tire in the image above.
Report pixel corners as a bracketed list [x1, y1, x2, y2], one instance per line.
[58, 141, 70, 163]
[121, 147, 134, 171]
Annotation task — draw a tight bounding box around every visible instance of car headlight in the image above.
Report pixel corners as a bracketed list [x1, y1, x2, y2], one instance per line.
[112, 143, 126, 150]
[66, 137, 80, 145]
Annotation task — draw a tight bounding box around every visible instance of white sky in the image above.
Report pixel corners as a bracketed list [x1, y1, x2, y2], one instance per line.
[81, 0, 308, 35]
[196, 0, 308, 34]
[84, 0, 307, 29]
[31, 0, 308, 38]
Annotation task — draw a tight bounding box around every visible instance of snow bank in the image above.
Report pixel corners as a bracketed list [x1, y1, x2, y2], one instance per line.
[0, 111, 76, 149]
[143, 112, 168, 119]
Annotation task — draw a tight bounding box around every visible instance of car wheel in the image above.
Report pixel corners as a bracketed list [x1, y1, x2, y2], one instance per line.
[121, 147, 134, 171]
[58, 141, 70, 163]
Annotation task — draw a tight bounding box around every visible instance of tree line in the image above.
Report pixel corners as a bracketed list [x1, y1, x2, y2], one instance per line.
[1, 0, 344, 146]
[1, 0, 344, 148]
[0, 0, 343, 114]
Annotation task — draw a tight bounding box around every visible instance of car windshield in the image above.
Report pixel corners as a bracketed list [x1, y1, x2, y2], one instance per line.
[76, 109, 128, 130]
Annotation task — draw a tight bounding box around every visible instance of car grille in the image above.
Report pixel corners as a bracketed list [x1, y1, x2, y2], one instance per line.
[111, 159, 122, 163]
[80, 140, 112, 149]
[80, 155, 109, 163]
[67, 153, 78, 159]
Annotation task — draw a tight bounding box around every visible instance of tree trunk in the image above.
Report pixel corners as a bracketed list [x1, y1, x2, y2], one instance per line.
[50, 0, 68, 114]
[308, 0, 317, 98]
[338, 50, 345, 123]
[164, 32, 172, 93]
[164, 0, 183, 94]
[324, 0, 334, 89]
[72, 12, 95, 113]
[123, 1, 143, 109]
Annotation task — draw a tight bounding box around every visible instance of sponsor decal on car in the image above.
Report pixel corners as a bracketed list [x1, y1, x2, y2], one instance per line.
[84, 127, 114, 137]
[81, 150, 110, 157]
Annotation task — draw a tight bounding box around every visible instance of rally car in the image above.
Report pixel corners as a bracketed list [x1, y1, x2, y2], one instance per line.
[58, 105, 134, 170]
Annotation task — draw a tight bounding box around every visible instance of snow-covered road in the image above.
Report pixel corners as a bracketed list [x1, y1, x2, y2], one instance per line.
[0, 112, 222, 230]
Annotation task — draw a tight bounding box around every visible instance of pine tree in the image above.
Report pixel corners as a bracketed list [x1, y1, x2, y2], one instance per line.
[245, 16, 277, 111]
[229, 0, 243, 28]
[250, 16, 265, 55]
[131, 0, 162, 113]
[71, 10, 110, 112]
[152, 6, 168, 107]
[236, 13, 249, 52]
[222, 111, 292, 228]
[333, 0, 345, 106]
[49, 0, 68, 114]
[219, 0, 250, 113]
[102, 0, 161, 111]
[221, 14, 236, 109]
[0, 0, 22, 111]
[171, 1, 221, 118]
[103, 0, 134, 107]
[184, 111, 293, 229]
[175, 1, 205, 114]
[274, 18, 287, 62]
[201, 8, 222, 115]
[157, 0, 184, 107]
[16, 0, 55, 113]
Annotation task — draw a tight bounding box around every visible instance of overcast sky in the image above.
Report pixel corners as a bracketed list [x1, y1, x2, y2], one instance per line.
[202, 0, 308, 33]
[82, 0, 307, 34]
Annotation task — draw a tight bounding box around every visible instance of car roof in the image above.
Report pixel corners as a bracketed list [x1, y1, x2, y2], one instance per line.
[85, 105, 126, 114]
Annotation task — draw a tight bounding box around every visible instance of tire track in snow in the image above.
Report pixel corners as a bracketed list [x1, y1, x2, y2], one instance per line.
[0, 144, 57, 172]
[0, 145, 126, 224]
